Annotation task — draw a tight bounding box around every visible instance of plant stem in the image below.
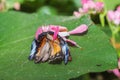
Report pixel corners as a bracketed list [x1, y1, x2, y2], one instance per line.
[99, 13, 105, 27]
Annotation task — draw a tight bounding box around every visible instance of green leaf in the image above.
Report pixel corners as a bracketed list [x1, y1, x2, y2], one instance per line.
[37, 6, 58, 15]
[72, 0, 82, 8]
[0, 11, 117, 80]
[103, 0, 120, 10]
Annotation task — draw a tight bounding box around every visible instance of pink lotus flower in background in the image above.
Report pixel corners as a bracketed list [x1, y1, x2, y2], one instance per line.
[117, 6, 120, 12]
[114, 11, 120, 25]
[95, 2, 104, 12]
[73, 8, 87, 17]
[14, 2, 20, 10]
[79, 7, 88, 13]
[0, 3, 3, 11]
[74, 0, 104, 17]
[0, 1, 5, 11]
[107, 11, 115, 22]
[83, 0, 96, 10]
[81, 0, 91, 5]
[112, 69, 120, 78]
[107, 7, 120, 26]
[82, 0, 96, 13]
[109, 59, 120, 78]
[73, 11, 81, 18]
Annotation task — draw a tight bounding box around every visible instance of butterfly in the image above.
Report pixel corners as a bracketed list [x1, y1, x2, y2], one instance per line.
[28, 24, 88, 64]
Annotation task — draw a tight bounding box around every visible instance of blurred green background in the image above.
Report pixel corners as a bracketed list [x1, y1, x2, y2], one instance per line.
[0, 0, 120, 80]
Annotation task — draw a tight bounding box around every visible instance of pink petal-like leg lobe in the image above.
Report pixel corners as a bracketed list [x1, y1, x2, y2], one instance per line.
[66, 39, 81, 48]
[69, 24, 88, 35]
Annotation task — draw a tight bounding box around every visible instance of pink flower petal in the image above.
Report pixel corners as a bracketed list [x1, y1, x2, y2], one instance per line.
[95, 2, 104, 12]
[79, 8, 84, 13]
[109, 58, 120, 78]
[113, 18, 120, 25]
[113, 69, 120, 78]
[82, 0, 96, 12]
[88, 0, 96, 9]
[118, 59, 120, 69]
[81, 0, 87, 5]
[81, 0, 92, 5]
[73, 11, 81, 17]
[114, 11, 120, 19]
[113, 11, 120, 25]
[14, 2, 20, 10]
[117, 6, 120, 12]
[69, 24, 88, 35]
[107, 11, 115, 22]
[83, 3, 89, 11]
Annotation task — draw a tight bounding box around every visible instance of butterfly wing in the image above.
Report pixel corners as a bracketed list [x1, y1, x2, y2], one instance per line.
[62, 43, 70, 64]
[28, 39, 37, 60]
